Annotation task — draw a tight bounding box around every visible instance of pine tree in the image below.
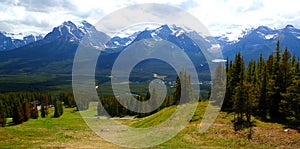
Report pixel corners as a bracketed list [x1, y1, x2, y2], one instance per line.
[173, 75, 181, 105]
[13, 103, 24, 124]
[0, 101, 6, 127]
[185, 73, 194, 103]
[211, 63, 226, 106]
[281, 75, 300, 122]
[223, 41, 300, 124]
[41, 104, 46, 118]
[54, 101, 60, 118]
[281, 47, 291, 92]
[172, 70, 194, 105]
[269, 40, 285, 122]
[23, 101, 31, 121]
[231, 53, 245, 112]
[54, 100, 63, 118]
[223, 53, 244, 111]
[31, 105, 39, 119]
[258, 64, 268, 119]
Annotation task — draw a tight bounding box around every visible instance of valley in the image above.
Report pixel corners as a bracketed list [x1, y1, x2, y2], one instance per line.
[0, 20, 300, 148]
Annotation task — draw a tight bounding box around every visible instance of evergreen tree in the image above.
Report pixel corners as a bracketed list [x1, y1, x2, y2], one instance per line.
[41, 104, 46, 118]
[258, 64, 268, 119]
[231, 53, 245, 114]
[54, 100, 63, 118]
[211, 63, 226, 106]
[23, 101, 31, 121]
[54, 101, 60, 118]
[173, 70, 194, 104]
[31, 105, 39, 119]
[0, 101, 6, 127]
[223, 53, 244, 111]
[173, 75, 181, 104]
[281, 76, 300, 122]
[269, 40, 285, 122]
[281, 47, 292, 92]
[13, 103, 24, 124]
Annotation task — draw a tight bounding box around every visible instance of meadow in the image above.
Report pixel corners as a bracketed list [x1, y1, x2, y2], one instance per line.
[0, 102, 299, 148]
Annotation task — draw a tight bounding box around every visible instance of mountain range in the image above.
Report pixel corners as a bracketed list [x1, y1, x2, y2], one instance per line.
[0, 20, 300, 79]
[219, 25, 300, 62]
[0, 32, 43, 51]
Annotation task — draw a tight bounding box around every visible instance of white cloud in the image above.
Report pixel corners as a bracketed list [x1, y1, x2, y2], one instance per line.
[0, 0, 299, 36]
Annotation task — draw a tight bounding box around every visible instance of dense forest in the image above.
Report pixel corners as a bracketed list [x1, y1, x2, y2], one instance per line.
[0, 40, 299, 130]
[223, 41, 300, 129]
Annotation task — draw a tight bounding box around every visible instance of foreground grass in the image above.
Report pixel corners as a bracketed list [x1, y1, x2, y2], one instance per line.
[0, 108, 118, 148]
[0, 102, 299, 148]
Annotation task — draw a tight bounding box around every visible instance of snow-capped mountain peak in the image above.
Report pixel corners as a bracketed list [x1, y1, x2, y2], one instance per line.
[3, 32, 44, 40]
[222, 24, 300, 64]
[44, 20, 99, 42]
[252, 26, 278, 40]
[0, 31, 44, 51]
[0, 20, 110, 51]
[105, 24, 198, 50]
[214, 26, 253, 45]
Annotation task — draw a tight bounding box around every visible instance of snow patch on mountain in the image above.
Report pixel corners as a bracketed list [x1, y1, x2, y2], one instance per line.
[223, 28, 252, 43]
[174, 30, 185, 37]
[3, 32, 44, 40]
[209, 24, 254, 46]
[290, 31, 300, 39]
[151, 32, 162, 40]
[265, 34, 278, 39]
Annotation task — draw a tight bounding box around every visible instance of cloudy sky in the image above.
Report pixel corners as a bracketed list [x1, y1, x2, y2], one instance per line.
[1, 0, 300, 36]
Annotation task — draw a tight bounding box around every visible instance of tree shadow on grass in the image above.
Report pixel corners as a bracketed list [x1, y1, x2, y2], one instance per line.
[232, 120, 255, 131]
[232, 120, 256, 140]
[283, 121, 300, 133]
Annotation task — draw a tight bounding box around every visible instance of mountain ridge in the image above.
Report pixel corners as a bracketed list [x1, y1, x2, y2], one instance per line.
[0, 32, 43, 51]
[2, 21, 300, 55]
[0, 21, 209, 76]
[1, 21, 300, 76]
[221, 24, 300, 63]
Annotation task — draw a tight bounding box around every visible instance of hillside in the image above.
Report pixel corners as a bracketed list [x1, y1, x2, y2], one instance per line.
[0, 102, 299, 148]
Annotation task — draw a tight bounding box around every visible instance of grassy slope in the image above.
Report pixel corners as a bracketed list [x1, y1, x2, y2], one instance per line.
[132, 102, 300, 148]
[0, 108, 118, 148]
[0, 102, 299, 148]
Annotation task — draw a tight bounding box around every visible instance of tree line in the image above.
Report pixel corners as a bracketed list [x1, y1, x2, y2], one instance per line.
[97, 70, 196, 118]
[0, 92, 71, 127]
[222, 41, 300, 127]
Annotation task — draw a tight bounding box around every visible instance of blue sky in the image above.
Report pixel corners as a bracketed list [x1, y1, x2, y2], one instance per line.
[0, 0, 299, 36]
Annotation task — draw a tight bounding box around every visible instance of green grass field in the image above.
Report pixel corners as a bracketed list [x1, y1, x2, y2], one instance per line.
[0, 102, 299, 148]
